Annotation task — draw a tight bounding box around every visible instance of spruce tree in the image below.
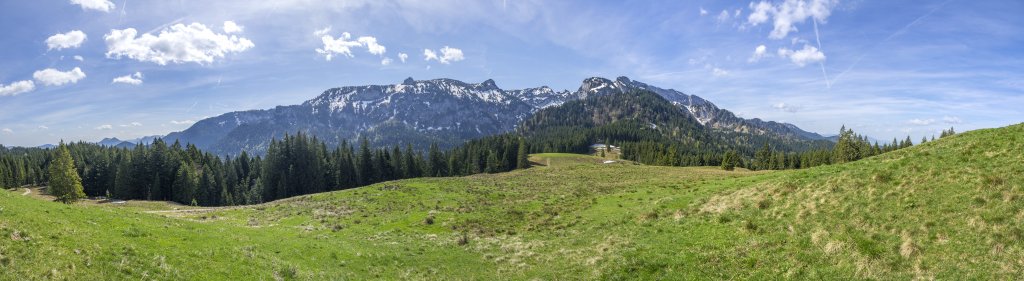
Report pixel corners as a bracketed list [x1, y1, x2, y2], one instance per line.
[48, 143, 86, 203]
[517, 138, 529, 169]
[721, 150, 737, 171]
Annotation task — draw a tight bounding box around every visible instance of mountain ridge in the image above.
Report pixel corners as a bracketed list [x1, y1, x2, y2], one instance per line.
[164, 76, 826, 155]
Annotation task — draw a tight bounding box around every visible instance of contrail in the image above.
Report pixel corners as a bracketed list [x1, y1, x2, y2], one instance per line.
[831, 0, 954, 86]
[118, 0, 128, 24]
[813, 18, 831, 89]
[145, 17, 186, 34]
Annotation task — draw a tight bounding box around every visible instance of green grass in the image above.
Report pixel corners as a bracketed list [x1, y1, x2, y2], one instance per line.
[2, 124, 1022, 280]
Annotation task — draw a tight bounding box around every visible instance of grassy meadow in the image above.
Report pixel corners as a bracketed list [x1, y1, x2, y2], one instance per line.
[1, 124, 1022, 280]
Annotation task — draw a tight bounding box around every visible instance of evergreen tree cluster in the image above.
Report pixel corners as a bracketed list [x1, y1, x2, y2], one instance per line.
[0, 146, 46, 189]
[1, 133, 529, 206]
[740, 126, 917, 171]
[940, 127, 957, 138]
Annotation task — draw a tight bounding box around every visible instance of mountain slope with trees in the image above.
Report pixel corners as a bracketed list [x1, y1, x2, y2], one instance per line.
[161, 77, 830, 156]
[517, 89, 835, 167]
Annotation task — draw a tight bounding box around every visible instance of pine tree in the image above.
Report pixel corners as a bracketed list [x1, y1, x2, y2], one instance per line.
[754, 142, 772, 170]
[517, 138, 530, 169]
[485, 151, 500, 174]
[832, 126, 859, 164]
[357, 137, 374, 185]
[721, 150, 738, 171]
[48, 143, 86, 203]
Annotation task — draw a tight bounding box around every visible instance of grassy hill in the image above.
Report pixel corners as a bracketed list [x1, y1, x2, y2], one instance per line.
[1, 124, 1022, 280]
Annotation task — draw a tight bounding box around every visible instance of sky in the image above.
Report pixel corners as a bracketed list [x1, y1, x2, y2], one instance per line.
[0, 0, 1022, 147]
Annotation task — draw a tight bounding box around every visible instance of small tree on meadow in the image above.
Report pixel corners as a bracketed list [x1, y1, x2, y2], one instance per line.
[721, 150, 738, 171]
[48, 142, 86, 203]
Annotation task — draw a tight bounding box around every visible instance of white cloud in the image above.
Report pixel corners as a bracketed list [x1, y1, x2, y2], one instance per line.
[942, 116, 963, 124]
[112, 72, 143, 85]
[95, 124, 113, 130]
[907, 118, 935, 126]
[717, 10, 731, 23]
[315, 32, 360, 61]
[748, 0, 837, 39]
[357, 36, 386, 55]
[0, 80, 36, 96]
[749, 44, 768, 62]
[423, 49, 438, 61]
[712, 68, 729, 77]
[33, 67, 86, 86]
[777, 45, 825, 67]
[700, 7, 708, 16]
[73, 55, 84, 61]
[104, 23, 255, 65]
[398, 52, 408, 63]
[315, 32, 389, 61]
[772, 102, 802, 113]
[313, 26, 332, 37]
[423, 46, 464, 64]
[38, 125, 49, 130]
[381, 57, 393, 65]
[170, 120, 194, 125]
[222, 21, 244, 34]
[70, 0, 115, 12]
[748, 1, 773, 25]
[46, 30, 87, 50]
[1, 128, 12, 134]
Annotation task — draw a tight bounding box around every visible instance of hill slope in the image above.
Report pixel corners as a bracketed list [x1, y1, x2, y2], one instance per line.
[2, 124, 1021, 279]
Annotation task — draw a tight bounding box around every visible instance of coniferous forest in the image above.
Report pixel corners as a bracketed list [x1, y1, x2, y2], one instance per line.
[0, 134, 529, 206]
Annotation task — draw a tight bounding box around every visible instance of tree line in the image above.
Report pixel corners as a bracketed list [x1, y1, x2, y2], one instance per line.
[1, 133, 530, 206]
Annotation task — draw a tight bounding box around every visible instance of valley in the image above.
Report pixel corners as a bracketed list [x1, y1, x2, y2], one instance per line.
[2, 124, 1021, 279]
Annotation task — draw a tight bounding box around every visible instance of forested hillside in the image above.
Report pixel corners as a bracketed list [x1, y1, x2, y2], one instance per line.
[0, 134, 529, 206]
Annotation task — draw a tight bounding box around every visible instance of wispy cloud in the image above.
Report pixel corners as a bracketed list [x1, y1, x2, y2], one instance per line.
[907, 118, 935, 126]
[772, 102, 803, 113]
[112, 72, 144, 85]
[749, 45, 768, 62]
[942, 116, 962, 124]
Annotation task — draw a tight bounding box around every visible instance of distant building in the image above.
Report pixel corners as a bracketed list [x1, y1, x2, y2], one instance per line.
[590, 143, 619, 152]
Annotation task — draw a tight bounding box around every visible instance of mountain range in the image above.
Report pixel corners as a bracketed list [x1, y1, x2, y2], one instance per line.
[160, 76, 827, 155]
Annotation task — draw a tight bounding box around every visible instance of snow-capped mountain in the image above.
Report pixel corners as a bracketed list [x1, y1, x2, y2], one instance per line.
[572, 77, 828, 141]
[166, 78, 539, 155]
[165, 76, 825, 155]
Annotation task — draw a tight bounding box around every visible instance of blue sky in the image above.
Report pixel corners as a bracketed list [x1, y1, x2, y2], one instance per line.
[1, 0, 1022, 146]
